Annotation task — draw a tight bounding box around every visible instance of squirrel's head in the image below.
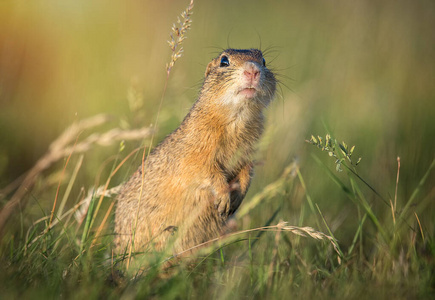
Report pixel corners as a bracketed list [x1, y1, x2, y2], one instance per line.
[202, 49, 276, 110]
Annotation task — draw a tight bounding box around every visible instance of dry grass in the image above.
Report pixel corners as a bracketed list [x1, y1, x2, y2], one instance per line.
[0, 114, 152, 236]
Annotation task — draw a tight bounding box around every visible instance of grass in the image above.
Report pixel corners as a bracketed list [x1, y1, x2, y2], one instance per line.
[1, 0, 435, 299]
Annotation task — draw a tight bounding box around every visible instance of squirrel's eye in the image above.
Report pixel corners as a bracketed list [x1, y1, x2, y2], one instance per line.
[220, 56, 230, 67]
[262, 58, 266, 67]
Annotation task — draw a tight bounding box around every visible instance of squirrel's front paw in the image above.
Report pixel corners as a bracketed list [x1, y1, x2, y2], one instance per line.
[214, 195, 230, 217]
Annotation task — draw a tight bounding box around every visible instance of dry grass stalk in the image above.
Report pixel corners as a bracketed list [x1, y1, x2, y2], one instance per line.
[89, 147, 145, 250]
[74, 184, 123, 224]
[414, 212, 424, 242]
[0, 114, 152, 236]
[123, 0, 195, 269]
[48, 136, 76, 229]
[392, 156, 401, 224]
[144, 221, 342, 269]
[140, 0, 194, 164]
[166, 0, 194, 76]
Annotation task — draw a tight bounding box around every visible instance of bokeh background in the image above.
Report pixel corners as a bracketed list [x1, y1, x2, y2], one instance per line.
[0, 0, 434, 244]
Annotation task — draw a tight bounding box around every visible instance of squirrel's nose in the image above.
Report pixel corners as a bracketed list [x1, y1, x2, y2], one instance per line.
[243, 62, 260, 82]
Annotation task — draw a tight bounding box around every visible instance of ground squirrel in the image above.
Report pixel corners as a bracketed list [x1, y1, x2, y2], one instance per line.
[114, 48, 276, 255]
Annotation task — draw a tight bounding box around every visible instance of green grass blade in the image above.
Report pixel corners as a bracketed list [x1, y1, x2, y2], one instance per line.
[399, 158, 435, 220]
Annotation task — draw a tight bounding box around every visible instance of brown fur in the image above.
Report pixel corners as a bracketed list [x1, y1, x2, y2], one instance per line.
[114, 49, 276, 255]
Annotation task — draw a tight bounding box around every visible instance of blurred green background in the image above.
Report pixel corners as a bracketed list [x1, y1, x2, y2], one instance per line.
[0, 0, 434, 241]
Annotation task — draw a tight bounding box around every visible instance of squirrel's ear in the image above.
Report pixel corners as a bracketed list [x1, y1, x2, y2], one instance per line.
[205, 61, 213, 77]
